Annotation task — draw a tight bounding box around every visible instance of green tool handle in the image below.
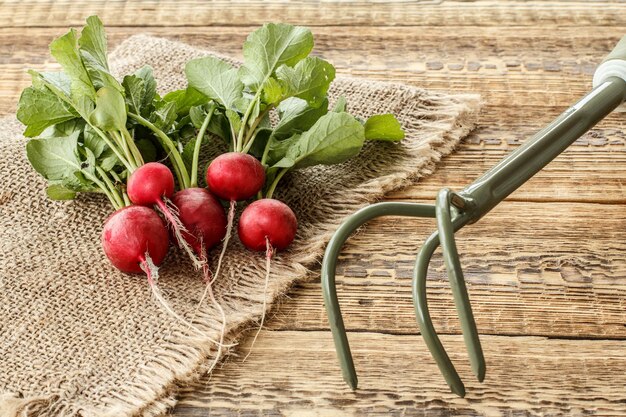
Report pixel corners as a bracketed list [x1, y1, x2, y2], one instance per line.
[461, 76, 626, 220]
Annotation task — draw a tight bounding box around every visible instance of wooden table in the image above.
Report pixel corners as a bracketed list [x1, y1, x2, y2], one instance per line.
[3, 1, 626, 415]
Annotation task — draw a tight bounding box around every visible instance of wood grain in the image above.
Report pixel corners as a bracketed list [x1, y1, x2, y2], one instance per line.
[2, 1, 625, 28]
[174, 331, 626, 416]
[2, 1, 626, 415]
[265, 201, 626, 339]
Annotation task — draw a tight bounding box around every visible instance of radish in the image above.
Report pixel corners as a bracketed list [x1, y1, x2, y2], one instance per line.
[171, 187, 230, 373]
[101, 206, 186, 326]
[206, 153, 265, 201]
[237, 198, 297, 360]
[237, 199, 298, 252]
[204, 152, 266, 289]
[127, 162, 202, 268]
[171, 188, 227, 256]
[101, 205, 170, 275]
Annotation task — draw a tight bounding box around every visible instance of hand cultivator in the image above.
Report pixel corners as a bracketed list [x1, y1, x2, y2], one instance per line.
[321, 37, 626, 397]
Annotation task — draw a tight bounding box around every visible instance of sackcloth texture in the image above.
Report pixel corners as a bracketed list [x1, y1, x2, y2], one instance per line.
[0, 35, 481, 417]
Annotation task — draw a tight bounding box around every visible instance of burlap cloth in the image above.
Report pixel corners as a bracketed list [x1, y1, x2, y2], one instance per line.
[0, 35, 480, 417]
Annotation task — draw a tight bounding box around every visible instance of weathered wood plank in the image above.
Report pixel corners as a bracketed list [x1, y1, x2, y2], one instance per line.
[173, 331, 626, 416]
[261, 201, 626, 339]
[1, 1, 625, 28]
[0, 25, 621, 111]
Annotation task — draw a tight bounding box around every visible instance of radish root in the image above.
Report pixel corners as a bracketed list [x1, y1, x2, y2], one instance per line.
[243, 238, 273, 362]
[200, 259, 228, 376]
[141, 253, 227, 346]
[210, 199, 236, 286]
[156, 197, 204, 270]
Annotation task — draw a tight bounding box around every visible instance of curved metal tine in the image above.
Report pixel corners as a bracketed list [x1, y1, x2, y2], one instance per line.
[436, 189, 485, 382]
[321, 202, 436, 390]
[413, 229, 466, 397]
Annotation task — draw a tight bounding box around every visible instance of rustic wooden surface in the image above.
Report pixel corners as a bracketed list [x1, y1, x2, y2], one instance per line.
[2, 1, 626, 416]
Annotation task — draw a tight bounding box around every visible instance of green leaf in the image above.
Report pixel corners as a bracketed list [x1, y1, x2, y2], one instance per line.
[364, 114, 405, 142]
[17, 86, 78, 137]
[273, 97, 328, 141]
[135, 66, 157, 113]
[42, 119, 85, 138]
[189, 105, 207, 129]
[273, 112, 365, 169]
[83, 124, 106, 157]
[265, 132, 300, 166]
[78, 16, 108, 72]
[122, 74, 145, 115]
[49, 28, 96, 114]
[82, 124, 121, 170]
[150, 100, 177, 131]
[332, 96, 347, 112]
[181, 138, 197, 171]
[185, 56, 243, 110]
[262, 77, 283, 104]
[98, 148, 119, 171]
[46, 184, 77, 200]
[163, 87, 207, 116]
[26, 132, 83, 182]
[225, 109, 242, 135]
[275, 56, 335, 107]
[78, 16, 120, 92]
[239, 23, 314, 91]
[88, 86, 127, 131]
[31, 71, 72, 96]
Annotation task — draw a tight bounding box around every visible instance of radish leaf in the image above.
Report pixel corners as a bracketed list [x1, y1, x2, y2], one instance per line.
[185, 56, 243, 110]
[273, 112, 364, 169]
[275, 56, 335, 107]
[364, 114, 405, 141]
[239, 23, 314, 91]
[17, 86, 78, 137]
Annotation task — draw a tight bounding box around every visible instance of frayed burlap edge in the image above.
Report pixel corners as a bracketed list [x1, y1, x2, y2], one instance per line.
[0, 42, 481, 417]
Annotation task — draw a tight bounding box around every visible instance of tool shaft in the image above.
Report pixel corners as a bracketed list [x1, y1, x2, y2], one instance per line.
[462, 76, 626, 220]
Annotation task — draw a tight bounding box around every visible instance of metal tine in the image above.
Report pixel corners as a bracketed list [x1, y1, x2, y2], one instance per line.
[436, 189, 485, 382]
[413, 228, 466, 397]
[321, 202, 436, 390]
[413, 190, 480, 397]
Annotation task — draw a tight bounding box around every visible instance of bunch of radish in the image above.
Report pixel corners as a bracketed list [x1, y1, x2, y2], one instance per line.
[17, 17, 405, 355]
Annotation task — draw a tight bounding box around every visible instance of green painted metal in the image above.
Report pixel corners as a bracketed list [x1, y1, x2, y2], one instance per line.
[321, 202, 436, 390]
[321, 39, 626, 398]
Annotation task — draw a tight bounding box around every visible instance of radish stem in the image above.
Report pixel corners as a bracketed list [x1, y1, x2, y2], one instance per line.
[128, 112, 190, 188]
[190, 103, 216, 188]
[96, 167, 124, 208]
[121, 127, 145, 168]
[91, 125, 134, 172]
[265, 168, 288, 199]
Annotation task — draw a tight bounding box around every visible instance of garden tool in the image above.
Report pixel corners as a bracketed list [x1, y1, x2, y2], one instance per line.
[321, 36, 626, 397]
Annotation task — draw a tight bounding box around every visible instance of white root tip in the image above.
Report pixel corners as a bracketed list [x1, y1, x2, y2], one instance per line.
[243, 238, 273, 362]
[140, 252, 227, 347]
[201, 261, 228, 376]
[157, 198, 205, 270]
[209, 200, 236, 286]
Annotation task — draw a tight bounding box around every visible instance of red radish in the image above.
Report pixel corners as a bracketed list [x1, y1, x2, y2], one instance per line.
[101, 205, 169, 274]
[127, 162, 202, 268]
[171, 188, 227, 256]
[238, 199, 298, 251]
[206, 153, 265, 201]
[237, 199, 297, 361]
[202, 152, 266, 290]
[172, 188, 229, 374]
[101, 205, 222, 339]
